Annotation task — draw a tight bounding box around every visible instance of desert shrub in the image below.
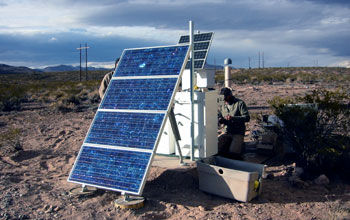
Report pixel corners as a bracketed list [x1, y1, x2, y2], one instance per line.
[88, 89, 101, 104]
[0, 84, 27, 111]
[269, 89, 350, 179]
[50, 94, 81, 112]
[215, 67, 350, 85]
[0, 127, 23, 155]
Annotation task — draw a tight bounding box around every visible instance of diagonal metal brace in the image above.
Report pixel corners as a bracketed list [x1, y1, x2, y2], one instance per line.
[169, 107, 186, 165]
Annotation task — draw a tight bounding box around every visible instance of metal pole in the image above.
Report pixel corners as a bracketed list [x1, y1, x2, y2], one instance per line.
[189, 21, 195, 161]
[262, 52, 264, 68]
[85, 43, 88, 81]
[79, 44, 82, 82]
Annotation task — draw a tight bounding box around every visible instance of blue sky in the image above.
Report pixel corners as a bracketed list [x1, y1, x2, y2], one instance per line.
[0, 0, 349, 68]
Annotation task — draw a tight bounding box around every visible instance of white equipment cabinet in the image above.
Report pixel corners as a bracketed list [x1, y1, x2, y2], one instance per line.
[174, 90, 218, 158]
[156, 69, 218, 158]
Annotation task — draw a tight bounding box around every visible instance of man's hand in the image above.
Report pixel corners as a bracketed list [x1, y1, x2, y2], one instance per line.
[218, 117, 226, 124]
[225, 115, 232, 120]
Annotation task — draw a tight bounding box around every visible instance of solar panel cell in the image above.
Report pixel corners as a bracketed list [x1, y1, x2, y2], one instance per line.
[194, 42, 210, 50]
[194, 33, 212, 42]
[69, 146, 151, 193]
[101, 78, 177, 111]
[114, 46, 189, 77]
[185, 60, 205, 69]
[178, 32, 213, 43]
[86, 112, 164, 150]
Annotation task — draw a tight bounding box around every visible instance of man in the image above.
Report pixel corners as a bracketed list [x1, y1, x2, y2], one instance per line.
[218, 87, 250, 158]
[99, 58, 120, 99]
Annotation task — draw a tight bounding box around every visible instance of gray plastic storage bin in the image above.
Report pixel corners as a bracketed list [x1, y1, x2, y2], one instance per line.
[196, 156, 266, 202]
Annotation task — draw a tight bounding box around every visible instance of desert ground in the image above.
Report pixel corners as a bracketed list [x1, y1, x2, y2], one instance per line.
[0, 70, 350, 220]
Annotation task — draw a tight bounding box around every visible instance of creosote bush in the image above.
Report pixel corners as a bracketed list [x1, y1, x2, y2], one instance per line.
[0, 84, 27, 111]
[269, 89, 350, 179]
[0, 127, 23, 155]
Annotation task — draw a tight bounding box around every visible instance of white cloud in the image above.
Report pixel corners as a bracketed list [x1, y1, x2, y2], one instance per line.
[0, 0, 349, 68]
[331, 60, 350, 68]
[87, 61, 115, 69]
[48, 37, 57, 42]
[85, 26, 187, 43]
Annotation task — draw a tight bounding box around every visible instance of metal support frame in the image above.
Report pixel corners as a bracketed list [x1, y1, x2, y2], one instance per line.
[81, 184, 87, 192]
[189, 21, 195, 161]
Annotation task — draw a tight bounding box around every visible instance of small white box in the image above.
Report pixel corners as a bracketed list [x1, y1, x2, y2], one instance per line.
[197, 156, 266, 202]
[196, 69, 215, 88]
[181, 69, 215, 90]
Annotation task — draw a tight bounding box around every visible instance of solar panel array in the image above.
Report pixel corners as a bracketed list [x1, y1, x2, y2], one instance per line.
[68, 45, 189, 195]
[178, 32, 214, 69]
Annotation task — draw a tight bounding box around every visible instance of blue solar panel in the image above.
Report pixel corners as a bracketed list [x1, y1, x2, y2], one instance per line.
[68, 44, 189, 195]
[86, 111, 164, 150]
[178, 32, 213, 44]
[69, 146, 151, 193]
[194, 51, 207, 59]
[186, 60, 205, 69]
[100, 78, 177, 111]
[178, 32, 213, 69]
[114, 45, 189, 77]
[194, 42, 210, 50]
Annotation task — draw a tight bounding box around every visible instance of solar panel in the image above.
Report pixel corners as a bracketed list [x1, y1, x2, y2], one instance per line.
[194, 51, 207, 59]
[69, 146, 151, 193]
[85, 111, 164, 150]
[100, 78, 178, 111]
[178, 32, 213, 44]
[194, 42, 210, 50]
[68, 45, 190, 195]
[178, 32, 213, 69]
[115, 46, 188, 76]
[185, 60, 205, 69]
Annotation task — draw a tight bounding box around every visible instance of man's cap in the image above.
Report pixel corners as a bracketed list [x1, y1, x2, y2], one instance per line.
[220, 87, 233, 97]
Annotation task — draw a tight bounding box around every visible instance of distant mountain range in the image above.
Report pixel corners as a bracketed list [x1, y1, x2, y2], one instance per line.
[39, 65, 111, 72]
[0, 63, 111, 74]
[0, 63, 224, 75]
[0, 64, 37, 74]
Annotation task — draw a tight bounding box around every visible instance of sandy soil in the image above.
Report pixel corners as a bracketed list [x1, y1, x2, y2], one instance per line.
[0, 83, 349, 220]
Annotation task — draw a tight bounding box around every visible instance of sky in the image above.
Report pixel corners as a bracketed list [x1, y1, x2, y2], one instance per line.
[0, 0, 349, 69]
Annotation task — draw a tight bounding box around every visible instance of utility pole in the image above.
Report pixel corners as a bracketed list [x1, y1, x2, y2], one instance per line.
[248, 57, 251, 69]
[76, 44, 90, 81]
[85, 43, 88, 81]
[78, 44, 82, 82]
[262, 52, 264, 68]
